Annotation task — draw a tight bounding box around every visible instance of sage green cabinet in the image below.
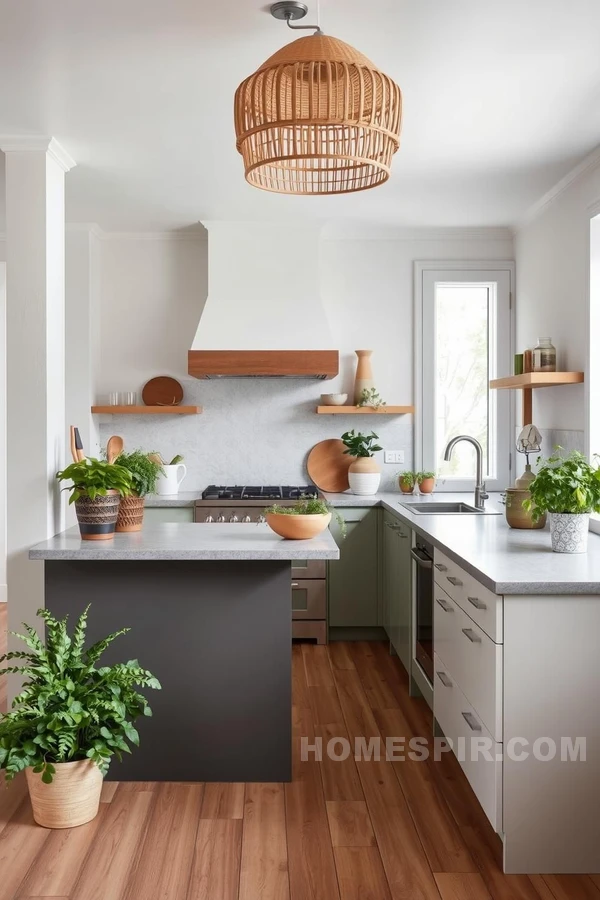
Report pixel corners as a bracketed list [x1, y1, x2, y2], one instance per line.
[382, 510, 412, 674]
[328, 507, 380, 627]
[143, 506, 194, 524]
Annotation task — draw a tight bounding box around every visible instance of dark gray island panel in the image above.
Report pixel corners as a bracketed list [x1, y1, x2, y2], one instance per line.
[44, 559, 292, 782]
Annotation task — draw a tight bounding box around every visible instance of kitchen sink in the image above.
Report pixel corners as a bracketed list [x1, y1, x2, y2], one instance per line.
[399, 501, 500, 515]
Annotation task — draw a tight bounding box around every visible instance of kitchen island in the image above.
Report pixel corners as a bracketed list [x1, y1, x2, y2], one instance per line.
[29, 523, 339, 783]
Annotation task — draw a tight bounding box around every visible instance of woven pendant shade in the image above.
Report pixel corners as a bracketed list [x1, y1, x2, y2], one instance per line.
[234, 33, 402, 195]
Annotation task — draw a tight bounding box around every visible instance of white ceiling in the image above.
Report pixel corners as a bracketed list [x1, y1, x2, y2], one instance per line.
[1, 0, 600, 231]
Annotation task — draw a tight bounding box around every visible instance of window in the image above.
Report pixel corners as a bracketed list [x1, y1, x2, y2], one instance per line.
[416, 264, 513, 492]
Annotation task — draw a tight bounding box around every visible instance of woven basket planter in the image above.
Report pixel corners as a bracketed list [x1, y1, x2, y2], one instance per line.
[116, 495, 145, 533]
[26, 759, 103, 828]
[75, 491, 120, 541]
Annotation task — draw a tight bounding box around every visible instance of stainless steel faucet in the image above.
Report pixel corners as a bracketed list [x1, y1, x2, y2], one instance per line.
[443, 435, 489, 510]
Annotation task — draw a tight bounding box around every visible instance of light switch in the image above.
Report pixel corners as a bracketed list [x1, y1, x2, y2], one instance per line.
[384, 450, 405, 464]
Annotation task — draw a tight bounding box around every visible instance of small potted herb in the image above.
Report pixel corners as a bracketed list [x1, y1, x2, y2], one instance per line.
[524, 448, 600, 553]
[398, 471, 416, 494]
[0, 606, 160, 828]
[341, 430, 383, 496]
[56, 458, 132, 541]
[264, 498, 346, 541]
[114, 450, 164, 533]
[417, 471, 436, 494]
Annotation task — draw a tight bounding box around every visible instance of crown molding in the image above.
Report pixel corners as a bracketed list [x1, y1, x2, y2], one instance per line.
[321, 224, 513, 242]
[0, 135, 76, 171]
[515, 143, 600, 232]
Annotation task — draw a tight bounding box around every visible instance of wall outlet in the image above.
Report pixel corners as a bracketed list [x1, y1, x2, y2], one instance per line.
[384, 450, 405, 465]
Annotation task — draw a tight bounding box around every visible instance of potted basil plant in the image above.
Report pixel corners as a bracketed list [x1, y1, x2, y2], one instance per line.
[56, 458, 132, 541]
[0, 605, 160, 828]
[524, 448, 600, 553]
[341, 430, 383, 496]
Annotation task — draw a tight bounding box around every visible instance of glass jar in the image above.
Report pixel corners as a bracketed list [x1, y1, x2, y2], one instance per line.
[532, 337, 556, 373]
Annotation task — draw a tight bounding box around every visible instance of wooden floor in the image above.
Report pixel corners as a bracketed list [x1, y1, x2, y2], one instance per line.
[0, 640, 598, 900]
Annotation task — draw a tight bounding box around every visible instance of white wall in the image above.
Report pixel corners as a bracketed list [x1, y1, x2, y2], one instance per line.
[94, 227, 513, 490]
[515, 157, 600, 434]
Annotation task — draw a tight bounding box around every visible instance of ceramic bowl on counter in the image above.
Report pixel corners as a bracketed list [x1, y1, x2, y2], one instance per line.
[320, 393, 348, 406]
[266, 512, 332, 540]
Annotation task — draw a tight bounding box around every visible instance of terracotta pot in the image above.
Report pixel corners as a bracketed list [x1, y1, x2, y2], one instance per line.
[266, 512, 332, 540]
[399, 480, 414, 494]
[505, 489, 546, 530]
[75, 491, 120, 541]
[348, 457, 381, 496]
[418, 477, 436, 494]
[353, 350, 375, 404]
[26, 759, 103, 828]
[116, 495, 145, 533]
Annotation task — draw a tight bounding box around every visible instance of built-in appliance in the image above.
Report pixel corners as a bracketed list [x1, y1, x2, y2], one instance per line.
[412, 538, 434, 684]
[194, 485, 327, 643]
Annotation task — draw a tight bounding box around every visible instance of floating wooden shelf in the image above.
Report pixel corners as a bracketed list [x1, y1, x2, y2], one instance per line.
[316, 405, 414, 415]
[91, 405, 202, 415]
[489, 372, 584, 426]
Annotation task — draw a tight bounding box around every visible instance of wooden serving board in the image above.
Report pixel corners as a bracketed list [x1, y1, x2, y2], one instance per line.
[307, 439, 352, 494]
[142, 376, 184, 407]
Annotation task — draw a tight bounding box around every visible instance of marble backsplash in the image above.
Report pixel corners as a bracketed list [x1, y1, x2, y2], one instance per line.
[99, 378, 414, 492]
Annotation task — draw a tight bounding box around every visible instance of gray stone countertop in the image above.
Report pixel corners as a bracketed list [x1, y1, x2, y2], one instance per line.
[29, 523, 340, 562]
[323, 490, 600, 595]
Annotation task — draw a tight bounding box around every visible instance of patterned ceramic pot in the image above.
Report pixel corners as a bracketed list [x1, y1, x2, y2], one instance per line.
[75, 491, 120, 541]
[548, 512, 589, 553]
[116, 495, 145, 533]
[348, 457, 381, 496]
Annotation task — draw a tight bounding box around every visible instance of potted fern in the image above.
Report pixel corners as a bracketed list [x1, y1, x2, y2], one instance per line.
[56, 458, 132, 541]
[341, 430, 383, 495]
[0, 606, 160, 828]
[114, 450, 164, 532]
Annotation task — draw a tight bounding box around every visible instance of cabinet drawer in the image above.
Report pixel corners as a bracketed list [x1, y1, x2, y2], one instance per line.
[291, 559, 327, 580]
[434, 549, 503, 642]
[292, 579, 326, 620]
[434, 585, 502, 741]
[434, 653, 502, 833]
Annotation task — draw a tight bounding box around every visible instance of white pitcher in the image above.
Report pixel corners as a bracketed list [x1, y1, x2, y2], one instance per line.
[155, 463, 187, 495]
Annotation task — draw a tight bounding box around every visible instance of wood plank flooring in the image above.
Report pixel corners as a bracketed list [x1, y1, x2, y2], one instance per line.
[0, 640, 597, 899]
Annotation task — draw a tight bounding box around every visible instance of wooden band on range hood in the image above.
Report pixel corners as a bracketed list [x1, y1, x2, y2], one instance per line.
[188, 350, 339, 378]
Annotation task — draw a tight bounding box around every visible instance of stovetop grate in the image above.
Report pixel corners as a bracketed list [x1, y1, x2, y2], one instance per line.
[201, 485, 319, 501]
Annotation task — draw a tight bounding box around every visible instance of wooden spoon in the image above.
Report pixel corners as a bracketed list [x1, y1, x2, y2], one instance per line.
[106, 435, 124, 465]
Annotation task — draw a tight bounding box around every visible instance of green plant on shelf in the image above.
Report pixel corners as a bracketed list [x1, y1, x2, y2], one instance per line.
[357, 387, 386, 410]
[341, 430, 383, 458]
[524, 448, 600, 523]
[114, 450, 164, 498]
[0, 605, 160, 783]
[56, 458, 133, 504]
[264, 497, 347, 538]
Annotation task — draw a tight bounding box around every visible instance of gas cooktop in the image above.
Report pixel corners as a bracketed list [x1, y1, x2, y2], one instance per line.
[201, 485, 319, 501]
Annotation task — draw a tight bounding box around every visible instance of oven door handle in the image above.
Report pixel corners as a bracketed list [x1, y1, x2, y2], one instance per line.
[410, 548, 433, 569]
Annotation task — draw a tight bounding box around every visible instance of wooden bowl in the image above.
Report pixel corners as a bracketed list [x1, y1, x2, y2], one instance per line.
[266, 512, 332, 540]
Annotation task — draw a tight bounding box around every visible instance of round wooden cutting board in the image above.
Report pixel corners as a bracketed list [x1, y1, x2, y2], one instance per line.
[307, 439, 352, 493]
[142, 376, 184, 407]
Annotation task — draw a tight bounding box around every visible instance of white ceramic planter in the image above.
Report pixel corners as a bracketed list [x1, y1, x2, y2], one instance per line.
[155, 464, 187, 495]
[348, 471, 381, 495]
[548, 512, 590, 553]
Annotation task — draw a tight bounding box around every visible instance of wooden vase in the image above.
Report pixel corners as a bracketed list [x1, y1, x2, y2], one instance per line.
[116, 495, 145, 533]
[26, 759, 103, 828]
[353, 350, 375, 404]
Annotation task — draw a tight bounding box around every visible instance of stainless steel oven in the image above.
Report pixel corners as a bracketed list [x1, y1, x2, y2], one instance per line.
[411, 538, 434, 685]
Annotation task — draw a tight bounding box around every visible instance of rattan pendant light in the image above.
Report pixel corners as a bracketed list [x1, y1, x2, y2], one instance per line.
[234, 1, 402, 195]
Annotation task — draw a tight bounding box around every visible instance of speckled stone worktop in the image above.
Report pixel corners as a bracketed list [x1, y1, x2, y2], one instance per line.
[29, 523, 340, 562]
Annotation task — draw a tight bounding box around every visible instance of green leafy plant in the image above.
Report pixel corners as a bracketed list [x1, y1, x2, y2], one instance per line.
[398, 470, 416, 489]
[357, 387, 386, 410]
[524, 448, 600, 523]
[341, 430, 383, 458]
[0, 606, 160, 783]
[114, 451, 164, 498]
[56, 458, 133, 504]
[417, 471, 436, 483]
[264, 498, 346, 538]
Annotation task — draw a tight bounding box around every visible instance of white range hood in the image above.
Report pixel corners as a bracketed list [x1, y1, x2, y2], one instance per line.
[188, 221, 338, 378]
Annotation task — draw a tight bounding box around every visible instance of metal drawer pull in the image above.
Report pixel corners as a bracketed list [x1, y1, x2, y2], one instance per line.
[396, 532, 409, 539]
[291, 582, 299, 588]
[436, 671, 453, 688]
[462, 711, 482, 732]
[468, 596, 487, 610]
[411, 548, 433, 569]
[462, 627, 482, 643]
[434, 562, 447, 571]
[436, 597, 453, 612]
[446, 575, 463, 587]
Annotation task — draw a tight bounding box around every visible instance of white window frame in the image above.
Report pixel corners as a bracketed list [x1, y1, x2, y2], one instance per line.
[414, 260, 515, 493]
[586, 204, 600, 534]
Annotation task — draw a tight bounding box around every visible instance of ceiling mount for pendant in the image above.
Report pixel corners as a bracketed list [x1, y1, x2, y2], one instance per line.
[270, 2, 322, 34]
